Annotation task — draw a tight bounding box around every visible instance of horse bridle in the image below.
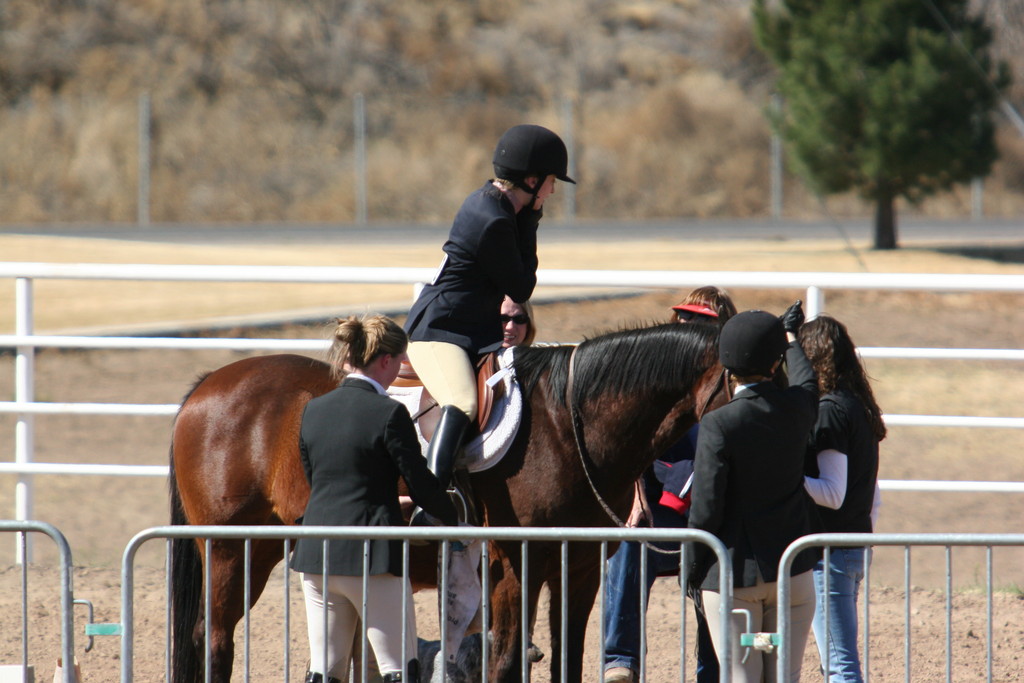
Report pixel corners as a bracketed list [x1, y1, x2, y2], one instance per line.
[565, 344, 730, 530]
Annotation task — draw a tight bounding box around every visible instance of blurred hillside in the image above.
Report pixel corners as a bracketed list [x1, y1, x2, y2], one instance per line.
[0, 0, 1021, 225]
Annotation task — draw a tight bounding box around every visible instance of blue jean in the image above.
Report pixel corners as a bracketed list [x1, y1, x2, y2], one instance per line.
[603, 540, 718, 682]
[812, 547, 867, 683]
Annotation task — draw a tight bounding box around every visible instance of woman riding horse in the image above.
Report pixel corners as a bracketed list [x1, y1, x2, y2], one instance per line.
[403, 124, 574, 518]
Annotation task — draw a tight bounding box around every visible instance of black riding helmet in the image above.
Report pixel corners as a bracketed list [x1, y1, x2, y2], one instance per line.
[493, 124, 576, 196]
[719, 310, 788, 377]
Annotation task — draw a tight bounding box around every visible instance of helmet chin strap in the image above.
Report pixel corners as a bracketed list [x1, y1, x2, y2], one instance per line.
[514, 177, 542, 211]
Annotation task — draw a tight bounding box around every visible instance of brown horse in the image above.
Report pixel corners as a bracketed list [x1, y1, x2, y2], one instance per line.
[169, 321, 726, 683]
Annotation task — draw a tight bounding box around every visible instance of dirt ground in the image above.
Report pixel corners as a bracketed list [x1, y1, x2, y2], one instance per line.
[1, 236, 1023, 681]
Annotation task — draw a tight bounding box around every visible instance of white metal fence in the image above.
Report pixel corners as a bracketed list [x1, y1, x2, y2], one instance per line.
[2, 263, 1024, 547]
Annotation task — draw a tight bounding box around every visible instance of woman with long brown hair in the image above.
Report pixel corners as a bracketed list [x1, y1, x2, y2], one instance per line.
[799, 315, 885, 683]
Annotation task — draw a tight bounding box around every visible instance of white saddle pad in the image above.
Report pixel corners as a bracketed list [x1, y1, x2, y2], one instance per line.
[387, 346, 523, 473]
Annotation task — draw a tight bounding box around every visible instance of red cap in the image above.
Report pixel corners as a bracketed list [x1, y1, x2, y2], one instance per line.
[671, 303, 719, 318]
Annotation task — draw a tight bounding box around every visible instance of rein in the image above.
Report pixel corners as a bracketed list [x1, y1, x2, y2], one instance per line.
[565, 343, 730, 535]
[566, 344, 628, 527]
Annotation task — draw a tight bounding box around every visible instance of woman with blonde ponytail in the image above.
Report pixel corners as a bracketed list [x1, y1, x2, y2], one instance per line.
[324, 314, 410, 382]
[291, 314, 457, 683]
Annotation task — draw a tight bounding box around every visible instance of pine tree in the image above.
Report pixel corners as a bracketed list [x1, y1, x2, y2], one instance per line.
[753, 0, 1010, 249]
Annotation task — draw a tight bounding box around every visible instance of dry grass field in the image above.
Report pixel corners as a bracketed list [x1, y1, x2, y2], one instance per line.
[2, 0, 1023, 226]
[0, 231, 1023, 680]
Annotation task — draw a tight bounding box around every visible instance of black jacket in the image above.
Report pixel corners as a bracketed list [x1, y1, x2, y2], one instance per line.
[688, 342, 820, 590]
[404, 182, 540, 355]
[290, 378, 457, 576]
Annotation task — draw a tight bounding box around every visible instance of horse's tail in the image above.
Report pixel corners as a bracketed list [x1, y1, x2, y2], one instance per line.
[169, 431, 202, 683]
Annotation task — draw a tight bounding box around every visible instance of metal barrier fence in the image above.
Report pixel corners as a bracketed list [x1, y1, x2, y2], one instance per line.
[113, 525, 733, 683]
[776, 533, 1024, 683]
[0, 520, 78, 683]
[4, 523, 1023, 682]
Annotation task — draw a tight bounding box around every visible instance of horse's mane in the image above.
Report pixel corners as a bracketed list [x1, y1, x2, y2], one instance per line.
[513, 321, 720, 407]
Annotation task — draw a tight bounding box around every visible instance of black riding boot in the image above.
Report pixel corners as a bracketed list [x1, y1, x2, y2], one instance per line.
[303, 671, 342, 683]
[426, 405, 472, 490]
[410, 405, 471, 525]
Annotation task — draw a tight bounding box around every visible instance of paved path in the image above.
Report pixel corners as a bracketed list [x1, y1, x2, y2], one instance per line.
[2, 217, 1021, 246]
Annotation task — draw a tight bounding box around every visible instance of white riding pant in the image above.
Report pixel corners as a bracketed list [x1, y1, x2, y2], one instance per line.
[406, 341, 477, 419]
[701, 569, 815, 683]
[301, 572, 416, 680]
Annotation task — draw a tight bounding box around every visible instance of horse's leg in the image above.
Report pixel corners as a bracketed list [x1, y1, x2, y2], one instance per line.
[197, 537, 285, 683]
[486, 541, 558, 683]
[542, 545, 602, 683]
[547, 578, 564, 683]
[537, 543, 604, 683]
[486, 543, 530, 683]
[560, 558, 602, 683]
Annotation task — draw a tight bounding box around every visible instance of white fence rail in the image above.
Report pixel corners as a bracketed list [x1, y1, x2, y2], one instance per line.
[3, 263, 1024, 553]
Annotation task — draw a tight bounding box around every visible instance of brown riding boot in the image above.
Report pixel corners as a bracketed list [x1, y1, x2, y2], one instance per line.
[603, 666, 638, 683]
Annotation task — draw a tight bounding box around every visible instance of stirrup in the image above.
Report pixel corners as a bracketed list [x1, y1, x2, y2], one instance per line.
[409, 487, 468, 527]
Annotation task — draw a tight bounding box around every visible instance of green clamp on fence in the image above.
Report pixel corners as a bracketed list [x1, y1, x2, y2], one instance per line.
[85, 623, 123, 637]
[740, 632, 780, 652]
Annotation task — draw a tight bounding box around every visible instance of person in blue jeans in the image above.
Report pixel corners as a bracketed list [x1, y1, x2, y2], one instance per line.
[602, 287, 736, 683]
[799, 315, 886, 683]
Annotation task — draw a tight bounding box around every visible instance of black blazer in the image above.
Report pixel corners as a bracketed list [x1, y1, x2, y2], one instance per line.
[404, 182, 540, 355]
[290, 378, 457, 577]
[688, 342, 820, 590]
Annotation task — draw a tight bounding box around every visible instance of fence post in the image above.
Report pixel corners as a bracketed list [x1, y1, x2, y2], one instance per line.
[14, 278, 35, 563]
[770, 94, 783, 220]
[138, 93, 151, 227]
[804, 285, 824, 320]
[354, 93, 368, 225]
[560, 96, 576, 220]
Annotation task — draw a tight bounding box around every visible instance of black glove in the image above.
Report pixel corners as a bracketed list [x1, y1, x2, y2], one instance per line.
[518, 205, 543, 228]
[780, 299, 804, 334]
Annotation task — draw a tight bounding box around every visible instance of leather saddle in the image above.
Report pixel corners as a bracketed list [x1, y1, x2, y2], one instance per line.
[391, 352, 504, 441]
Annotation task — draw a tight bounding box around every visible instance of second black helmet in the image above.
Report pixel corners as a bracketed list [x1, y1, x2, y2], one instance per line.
[719, 310, 788, 377]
